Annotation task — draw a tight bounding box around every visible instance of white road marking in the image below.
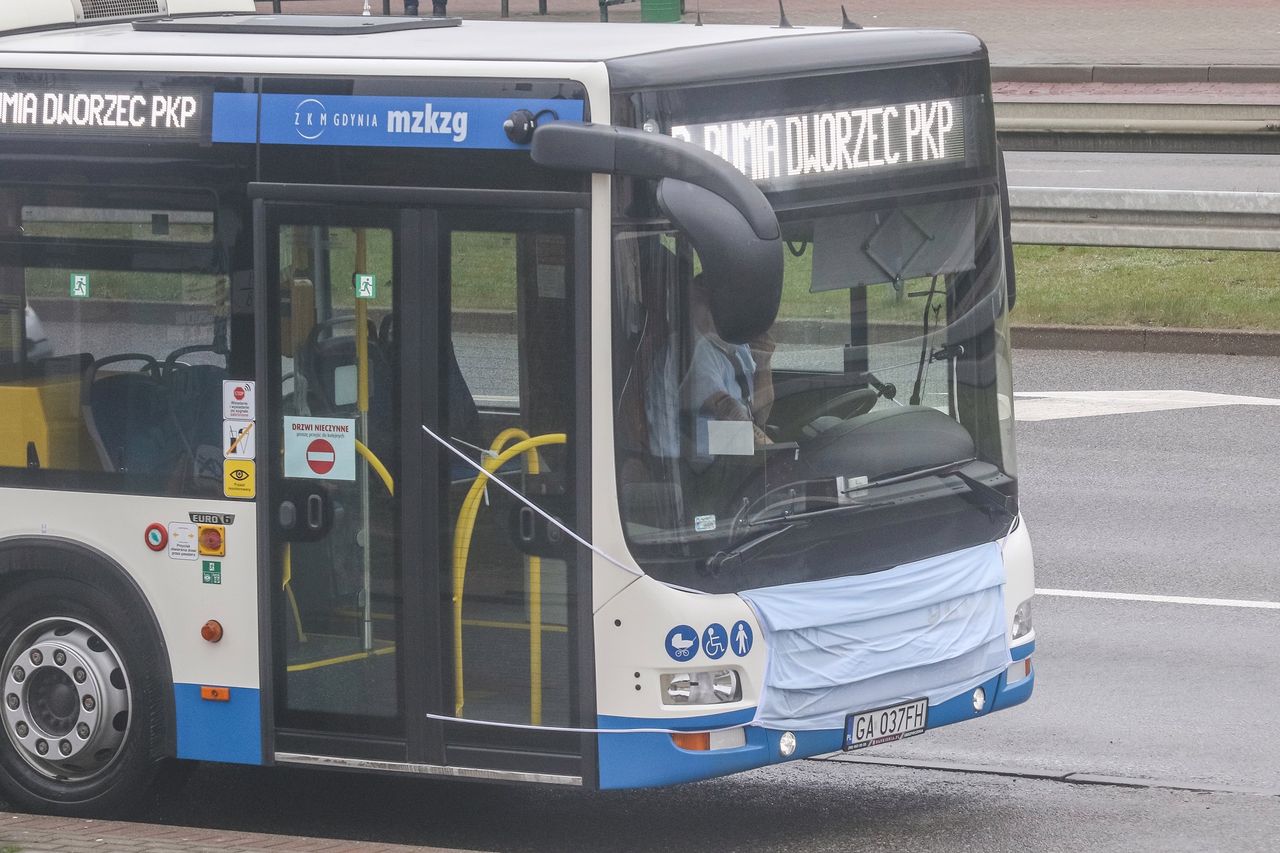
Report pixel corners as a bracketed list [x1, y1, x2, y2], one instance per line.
[1038, 588, 1280, 610]
[1014, 389, 1280, 422]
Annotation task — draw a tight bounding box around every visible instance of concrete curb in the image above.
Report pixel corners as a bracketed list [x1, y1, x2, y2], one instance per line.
[992, 64, 1280, 84]
[1012, 324, 1280, 356]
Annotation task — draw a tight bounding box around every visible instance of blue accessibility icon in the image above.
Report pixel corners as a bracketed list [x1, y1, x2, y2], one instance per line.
[730, 620, 754, 657]
[703, 623, 729, 660]
[665, 625, 699, 661]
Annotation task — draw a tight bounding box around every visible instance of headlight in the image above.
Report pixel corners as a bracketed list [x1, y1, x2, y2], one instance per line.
[660, 670, 742, 705]
[1012, 598, 1033, 640]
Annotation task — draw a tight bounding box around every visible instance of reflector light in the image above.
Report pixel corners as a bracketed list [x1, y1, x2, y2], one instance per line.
[200, 686, 230, 702]
[200, 620, 224, 643]
[671, 731, 711, 751]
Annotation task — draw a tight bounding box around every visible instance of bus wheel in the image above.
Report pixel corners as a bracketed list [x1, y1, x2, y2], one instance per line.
[0, 578, 165, 816]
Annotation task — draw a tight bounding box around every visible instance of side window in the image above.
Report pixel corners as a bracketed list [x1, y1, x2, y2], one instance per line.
[0, 189, 234, 496]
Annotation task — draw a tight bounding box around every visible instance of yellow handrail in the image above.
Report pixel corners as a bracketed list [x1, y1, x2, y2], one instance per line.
[452, 431, 566, 723]
[355, 439, 394, 496]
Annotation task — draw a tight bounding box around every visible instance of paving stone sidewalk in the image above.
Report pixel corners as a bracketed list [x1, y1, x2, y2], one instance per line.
[0, 811, 468, 853]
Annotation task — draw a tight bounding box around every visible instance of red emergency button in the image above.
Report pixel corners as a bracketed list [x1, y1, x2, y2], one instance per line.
[198, 525, 225, 557]
[144, 523, 167, 552]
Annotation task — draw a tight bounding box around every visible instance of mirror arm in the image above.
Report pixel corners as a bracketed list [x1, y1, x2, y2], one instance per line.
[530, 122, 779, 242]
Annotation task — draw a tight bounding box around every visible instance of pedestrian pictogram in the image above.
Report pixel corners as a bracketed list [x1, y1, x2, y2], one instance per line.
[69, 273, 90, 298]
[354, 273, 377, 300]
[731, 620, 754, 657]
[306, 438, 336, 475]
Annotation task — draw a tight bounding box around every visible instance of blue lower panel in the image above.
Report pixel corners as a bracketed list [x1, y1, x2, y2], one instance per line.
[598, 641, 1035, 789]
[173, 683, 263, 765]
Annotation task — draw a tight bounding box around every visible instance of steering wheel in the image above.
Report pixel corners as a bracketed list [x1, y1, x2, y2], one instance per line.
[771, 386, 880, 439]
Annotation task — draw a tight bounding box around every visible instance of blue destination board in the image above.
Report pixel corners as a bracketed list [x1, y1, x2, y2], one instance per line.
[213, 92, 584, 150]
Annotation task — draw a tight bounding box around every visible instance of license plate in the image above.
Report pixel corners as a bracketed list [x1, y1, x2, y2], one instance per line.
[843, 698, 928, 751]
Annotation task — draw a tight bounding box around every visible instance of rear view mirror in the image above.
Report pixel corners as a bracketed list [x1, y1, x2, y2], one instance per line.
[531, 121, 783, 342]
[655, 178, 781, 342]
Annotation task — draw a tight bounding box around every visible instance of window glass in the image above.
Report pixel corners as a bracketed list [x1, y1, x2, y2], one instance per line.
[445, 219, 577, 728]
[0, 189, 232, 496]
[612, 188, 1015, 593]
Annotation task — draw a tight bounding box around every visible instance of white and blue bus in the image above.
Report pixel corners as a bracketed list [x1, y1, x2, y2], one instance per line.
[0, 1, 1034, 815]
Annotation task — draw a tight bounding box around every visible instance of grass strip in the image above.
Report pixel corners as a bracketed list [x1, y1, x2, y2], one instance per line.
[1011, 246, 1280, 330]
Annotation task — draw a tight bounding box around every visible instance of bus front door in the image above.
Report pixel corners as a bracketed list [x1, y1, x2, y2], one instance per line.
[256, 196, 588, 783]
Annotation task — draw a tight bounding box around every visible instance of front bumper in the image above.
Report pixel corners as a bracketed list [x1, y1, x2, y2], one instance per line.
[597, 639, 1035, 789]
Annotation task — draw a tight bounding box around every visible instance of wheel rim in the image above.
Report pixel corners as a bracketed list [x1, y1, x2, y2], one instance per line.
[1, 618, 131, 781]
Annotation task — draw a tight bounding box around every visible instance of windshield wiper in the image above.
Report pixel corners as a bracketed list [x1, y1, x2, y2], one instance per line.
[746, 458, 979, 528]
[703, 524, 797, 576]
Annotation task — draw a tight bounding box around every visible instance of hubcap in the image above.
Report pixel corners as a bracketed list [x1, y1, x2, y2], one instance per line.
[2, 619, 131, 781]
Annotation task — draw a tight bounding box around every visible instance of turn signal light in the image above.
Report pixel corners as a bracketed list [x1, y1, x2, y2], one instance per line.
[670, 731, 711, 751]
[200, 686, 230, 702]
[200, 620, 224, 643]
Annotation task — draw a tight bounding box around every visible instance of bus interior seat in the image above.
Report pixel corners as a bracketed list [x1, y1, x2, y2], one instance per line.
[81, 354, 182, 474]
[166, 359, 230, 467]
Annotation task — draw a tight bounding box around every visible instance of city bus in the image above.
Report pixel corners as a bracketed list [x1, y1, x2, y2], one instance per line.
[0, 1, 1035, 815]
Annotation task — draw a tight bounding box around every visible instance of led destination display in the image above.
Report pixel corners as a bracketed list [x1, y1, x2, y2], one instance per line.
[0, 79, 207, 141]
[670, 97, 966, 187]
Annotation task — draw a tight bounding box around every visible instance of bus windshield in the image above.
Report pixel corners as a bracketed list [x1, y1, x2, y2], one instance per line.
[613, 186, 1017, 593]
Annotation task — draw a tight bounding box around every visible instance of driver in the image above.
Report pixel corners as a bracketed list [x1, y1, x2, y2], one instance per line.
[680, 274, 775, 460]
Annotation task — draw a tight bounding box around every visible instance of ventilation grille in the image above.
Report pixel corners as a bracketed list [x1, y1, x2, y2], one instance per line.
[75, 0, 167, 20]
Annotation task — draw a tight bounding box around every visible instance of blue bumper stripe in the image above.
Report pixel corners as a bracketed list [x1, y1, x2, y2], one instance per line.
[598, 640, 1035, 789]
[173, 684, 263, 765]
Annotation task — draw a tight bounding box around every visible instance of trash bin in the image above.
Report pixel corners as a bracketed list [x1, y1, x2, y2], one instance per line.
[640, 0, 681, 23]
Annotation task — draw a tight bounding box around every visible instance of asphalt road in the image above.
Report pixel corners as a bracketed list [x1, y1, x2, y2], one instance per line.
[61, 347, 1264, 851]
[1006, 151, 1280, 194]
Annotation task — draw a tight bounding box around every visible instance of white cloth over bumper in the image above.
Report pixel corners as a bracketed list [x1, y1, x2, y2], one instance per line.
[740, 542, 1010, 731]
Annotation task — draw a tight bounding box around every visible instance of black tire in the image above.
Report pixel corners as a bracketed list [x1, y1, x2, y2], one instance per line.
[0, 575, 168, 817]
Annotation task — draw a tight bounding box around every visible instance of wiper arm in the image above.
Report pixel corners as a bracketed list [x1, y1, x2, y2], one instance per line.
[948, 470, 1017, 523]
[746, 459, 978, 527]
[703, 524, 796, 576]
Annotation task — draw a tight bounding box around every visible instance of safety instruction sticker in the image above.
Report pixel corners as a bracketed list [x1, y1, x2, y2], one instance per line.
[284, 417, 356, 481]
[354, 273, 377, 300]
[224, 420, 255, 460]
[223, 380, 255, 421]
[69, 273, 90, 298]
[202, 560, 222, 585]
[167, 523, 199, 561]
[224, 459, 256, 499]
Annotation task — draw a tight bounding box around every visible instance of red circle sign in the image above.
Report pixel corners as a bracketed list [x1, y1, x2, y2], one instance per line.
[144, 523, 167, 552]
[233, 386, 246, 401]
[306, 438, 336, 475]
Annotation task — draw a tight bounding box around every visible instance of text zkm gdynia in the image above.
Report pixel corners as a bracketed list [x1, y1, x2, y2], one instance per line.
[0, 91, 200, 132]
[670, 98, 965, 185]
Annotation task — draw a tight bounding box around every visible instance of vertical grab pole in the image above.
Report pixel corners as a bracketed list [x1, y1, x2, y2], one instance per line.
[355, 229, 374, 652]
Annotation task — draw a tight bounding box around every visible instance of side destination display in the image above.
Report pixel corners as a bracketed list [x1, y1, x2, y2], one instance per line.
[670, 97, 967, 189]
[214, 93, 585, 150]
[0, 77, 208, 141]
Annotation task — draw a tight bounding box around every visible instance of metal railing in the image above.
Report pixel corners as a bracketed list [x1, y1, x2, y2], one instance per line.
[1009, 187, 1280, 251]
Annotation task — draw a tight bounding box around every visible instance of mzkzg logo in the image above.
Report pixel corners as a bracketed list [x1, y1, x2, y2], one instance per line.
[292, 96, 469, 143]
[386, 102, 468, 142]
